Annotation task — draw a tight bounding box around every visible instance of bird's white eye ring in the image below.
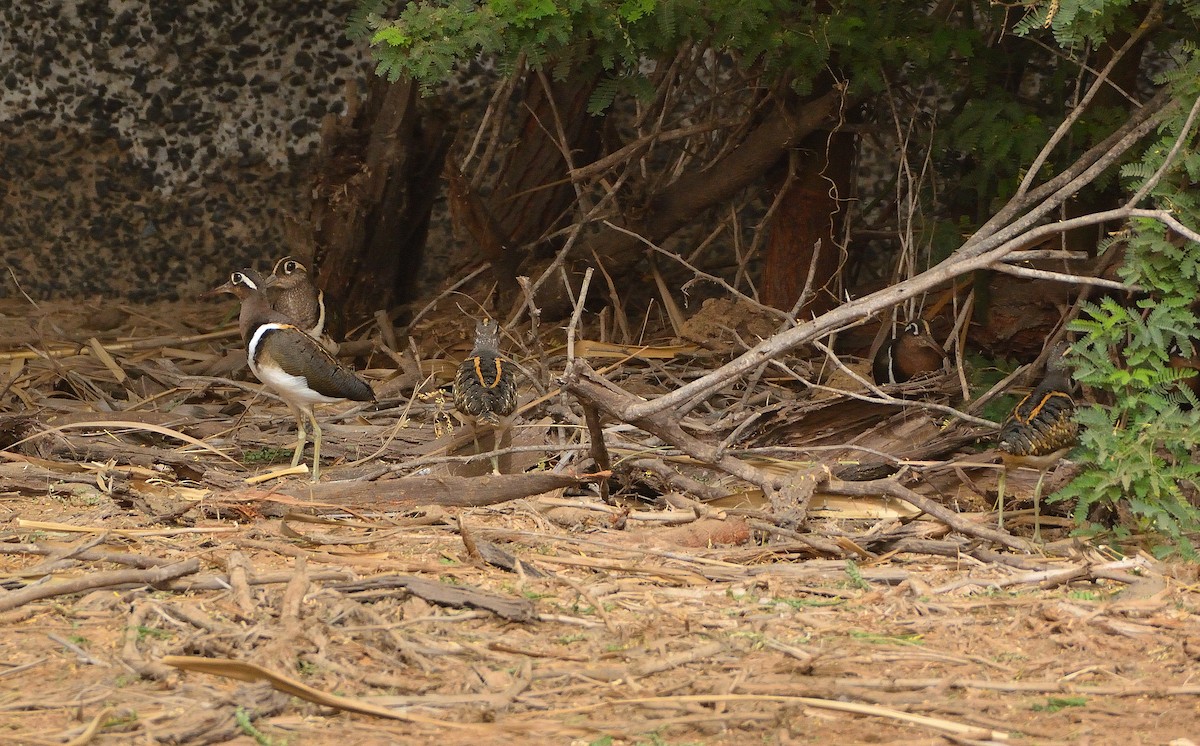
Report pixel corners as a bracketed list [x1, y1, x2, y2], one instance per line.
[285, 260, 302, 273]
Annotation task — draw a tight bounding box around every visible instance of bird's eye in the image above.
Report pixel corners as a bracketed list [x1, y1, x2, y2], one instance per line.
[232, 272, 244, 283]
[285, 261, 301, 273]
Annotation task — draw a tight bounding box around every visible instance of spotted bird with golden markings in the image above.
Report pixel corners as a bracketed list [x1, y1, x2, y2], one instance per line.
[995, 342, 1078, 541]
[213, 269, 373, 481]
[454, 318, 518, 474]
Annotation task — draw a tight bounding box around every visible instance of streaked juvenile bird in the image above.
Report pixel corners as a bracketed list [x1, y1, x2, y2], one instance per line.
[453, 318, 518, 474]
[872, 319, 945, 385]
[213, 269, 373, 481]
[996, 342, 1078, 541]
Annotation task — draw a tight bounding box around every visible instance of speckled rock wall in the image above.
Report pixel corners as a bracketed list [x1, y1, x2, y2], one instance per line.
[0, 0, 370, 300]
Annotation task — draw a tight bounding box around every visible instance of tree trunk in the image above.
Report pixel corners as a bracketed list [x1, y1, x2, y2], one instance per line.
[494, 73, 601, 249]
[760, 129, 857, 315]
[478, 73, 602, 306]
[310, 77, 451, 335]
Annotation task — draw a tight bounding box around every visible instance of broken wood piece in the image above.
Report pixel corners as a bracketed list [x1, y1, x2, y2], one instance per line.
[653, 517, 752, 548]
[581, 402, 612, 504]
[460, 518, 549, 578]
[770, 469, 825, 527]
[280, 557, 309, 625]
[245, 464, 309, 484]
[329, 574, 536, 622]
[225, 551, 256, 616]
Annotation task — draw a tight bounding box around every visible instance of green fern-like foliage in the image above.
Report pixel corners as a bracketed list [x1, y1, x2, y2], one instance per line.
[999, 0, 1200, 555]
[1014, 0, 1140, 49]
[347, 0, 388, 40]
[354, 0, 977, 110]
[1054, 57, 1200, 553]
[1064, 291, 1200, 557]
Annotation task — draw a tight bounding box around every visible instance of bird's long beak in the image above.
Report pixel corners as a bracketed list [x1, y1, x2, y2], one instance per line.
[204, 279, 236, 298]
[916, 328, 946, 356]
[205, 271, 276, 298]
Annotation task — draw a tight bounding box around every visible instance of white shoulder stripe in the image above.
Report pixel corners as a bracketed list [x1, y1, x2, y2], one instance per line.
[247, 323, 293, 378]
[313, 289, 326, 338]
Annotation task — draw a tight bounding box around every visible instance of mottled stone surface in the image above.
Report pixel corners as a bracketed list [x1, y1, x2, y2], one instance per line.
[0, 0, 369, 301]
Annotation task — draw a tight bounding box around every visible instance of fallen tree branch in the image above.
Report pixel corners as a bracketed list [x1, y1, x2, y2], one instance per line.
[988, 262, 1142, 290]
[330, 574, 536, 622]
[824, 478, 1032, 553]
[262, 471, 607, 511]
[559, 358, 800, 499]
[0, 558, 202, 613]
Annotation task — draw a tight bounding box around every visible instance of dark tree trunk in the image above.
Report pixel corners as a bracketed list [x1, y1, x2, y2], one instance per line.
[760, 129, 857, 315]
[446, 73, 601, 312]
[310, 77, 451, 335]
[493, 73, 602, 249]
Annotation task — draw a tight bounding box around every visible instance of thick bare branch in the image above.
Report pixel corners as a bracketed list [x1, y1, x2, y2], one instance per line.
[558, 358, 808, 496]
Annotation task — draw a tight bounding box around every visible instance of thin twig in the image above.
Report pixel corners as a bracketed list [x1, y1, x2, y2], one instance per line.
[408, 264, 491, 329]
[565, 267, 594, 363]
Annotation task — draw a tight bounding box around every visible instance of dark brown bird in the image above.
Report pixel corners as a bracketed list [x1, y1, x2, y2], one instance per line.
[212, 269, 373, 481]
[872, 319, 945, 385]
[269, 256, 326, 339]
[453, 319, 517, 473]
[996, 342, 1078, 541]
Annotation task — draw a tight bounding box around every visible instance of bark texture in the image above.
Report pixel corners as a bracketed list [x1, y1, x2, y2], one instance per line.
[310, 78, 451, 334]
